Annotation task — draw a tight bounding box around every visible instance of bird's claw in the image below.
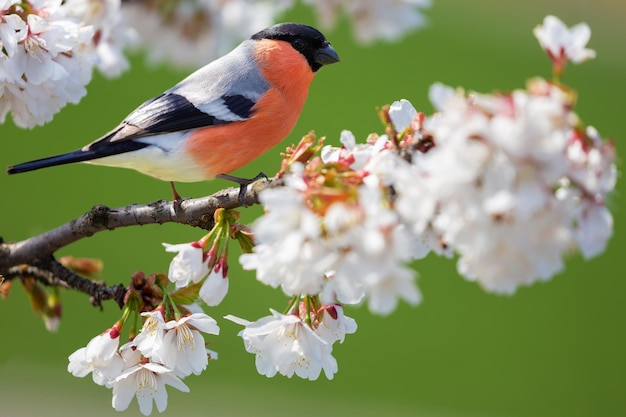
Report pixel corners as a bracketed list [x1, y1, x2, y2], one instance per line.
[216, 172, 268, 207]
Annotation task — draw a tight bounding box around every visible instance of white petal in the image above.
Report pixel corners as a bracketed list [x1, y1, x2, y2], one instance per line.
[187, 313, 220, 334]
[224, 314, 251, 327]
[199, 270, 229, 306]
[67, 348, 89, 377]
[161, 372, 190, 392]
[111, 376, 136, 412]
[429, 82, 455, 111]
[153, 378, 169, 413]
[389, 99, 417, 132]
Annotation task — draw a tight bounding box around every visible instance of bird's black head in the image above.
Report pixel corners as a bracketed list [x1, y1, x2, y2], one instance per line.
[251, 23, 339, 72]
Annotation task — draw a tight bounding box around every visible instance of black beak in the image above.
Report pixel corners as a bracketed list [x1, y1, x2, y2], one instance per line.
[314, 43, 340, 67]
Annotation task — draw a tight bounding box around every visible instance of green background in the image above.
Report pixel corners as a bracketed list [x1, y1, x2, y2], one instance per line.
[1, 1, 624, 416]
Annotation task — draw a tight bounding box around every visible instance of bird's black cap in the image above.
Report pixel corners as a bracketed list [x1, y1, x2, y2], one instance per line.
[251, 23, 339, 72]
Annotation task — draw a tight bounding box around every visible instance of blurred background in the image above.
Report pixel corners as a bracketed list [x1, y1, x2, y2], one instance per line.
[1, 1, 625, 416]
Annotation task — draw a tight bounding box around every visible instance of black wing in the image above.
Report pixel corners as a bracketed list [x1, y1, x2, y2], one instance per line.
[87, 93, 257, 150]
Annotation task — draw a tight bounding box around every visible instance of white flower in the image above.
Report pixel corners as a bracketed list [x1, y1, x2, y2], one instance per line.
[389, 99, 417, 132]
[314, 305, 357, 344]
[0, 12, 27, 58]
[561, 126, 616, 259]
[226, 310, 338, 380]
[199, 263, 229, 306]
[453, 204, 573, 294]
[0, 3, 96, 127]
[158, 313, 220, 377]
[304, 0, 430, 43]
[322, 184, 424, 314]
[565, 126, 617, 196]
[428, 82, 456, 111]
[122, 0, 287, 68]
[64, 0, 137, 77]
[573, 202, 613, 259]
[67, 326, 123, 388]
[325, 241, 423, 314]
[533, 15, 595, 66]
[321, 130, 353, 164]
[240, 185, 333, 296]
[163, 242, 209, 288]
[484, 90, 569, 180]
[321, 130, 388, 171]
[393, 161, 440, 242]
[112, 344, 189, 416]
[362, 142, 407, 187]
[133, 310, 166, 361]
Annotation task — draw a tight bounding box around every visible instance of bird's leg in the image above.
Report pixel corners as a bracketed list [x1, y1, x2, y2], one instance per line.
[170, 181, 182, 201]
[216, 172, 268, 206]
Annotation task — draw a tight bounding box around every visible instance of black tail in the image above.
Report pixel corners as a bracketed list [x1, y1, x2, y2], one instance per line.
[7, 140, 150, 175]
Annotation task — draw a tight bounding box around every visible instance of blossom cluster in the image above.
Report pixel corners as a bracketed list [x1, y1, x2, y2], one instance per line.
[0, 0, 135, 128]
[122, 0, 431, 68]
[162, 208, 358, 381]
[394, 81, 614, 293]
[65, 210, 250, 415]
[303, 0, 431, 43]
[241, 133, 428, 315]
[68, 273, 220, 416]
[64, 0, 136, 78]
[1, 0, 94, 128]
[67, 208, 357, 414]
[121, 0, 285, 68]
[226, 302, 356, 380]
[243, 15, 616, 299]
[392, 15, 612, 293]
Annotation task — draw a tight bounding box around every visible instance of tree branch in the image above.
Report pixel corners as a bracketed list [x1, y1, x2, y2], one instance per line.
[4, 260, 127, 308]
[0, 177, 275, 306]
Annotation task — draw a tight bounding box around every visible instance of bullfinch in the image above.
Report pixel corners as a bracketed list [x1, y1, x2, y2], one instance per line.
[7, 23, 339, 199]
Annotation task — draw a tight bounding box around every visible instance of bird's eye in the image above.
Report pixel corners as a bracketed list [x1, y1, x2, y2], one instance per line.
[292, 38, 306, 51]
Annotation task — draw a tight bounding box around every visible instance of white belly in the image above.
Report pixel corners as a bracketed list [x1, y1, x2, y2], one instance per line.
[86, 132, 209, 183]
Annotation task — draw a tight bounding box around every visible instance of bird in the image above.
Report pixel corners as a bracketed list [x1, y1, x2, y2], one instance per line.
[7, 23, 339, 202]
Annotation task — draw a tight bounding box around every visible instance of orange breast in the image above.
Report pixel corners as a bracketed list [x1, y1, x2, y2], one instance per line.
[186, 39, 316, 179]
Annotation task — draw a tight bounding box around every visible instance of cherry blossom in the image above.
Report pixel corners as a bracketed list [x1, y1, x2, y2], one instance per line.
[0, 6, 26, 60]
[314, 304, 357, 344]
[239, 185, 331, 296]
[226, 310, 338, 380]
[159, 313, 220, 377]
[304, 0, 430, 43]
[533, 15, 595, 74]
[64, 0, 137, 77]
[121, 0, 285, 68]
[389, 98, 418, 132]
[320, 183, 425, 313]
[132, 310, 166, 361]
[68, 325, 123, 388]
[163, 242, 210, 288]
[0, 1, 96, 127]
[112, 344, 189, 416]
[199, 261, 229, 306]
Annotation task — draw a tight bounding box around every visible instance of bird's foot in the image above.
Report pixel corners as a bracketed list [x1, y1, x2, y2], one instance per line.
[216, 172, 268, 206]
[170, 181, 186, 204]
